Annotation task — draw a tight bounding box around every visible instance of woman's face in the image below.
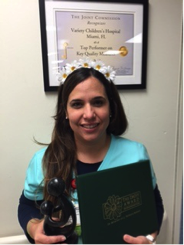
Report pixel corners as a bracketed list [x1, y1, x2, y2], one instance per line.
[66, 76, 110, 144]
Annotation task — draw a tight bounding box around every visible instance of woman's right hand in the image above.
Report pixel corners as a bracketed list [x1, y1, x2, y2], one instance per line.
[27, 219, 66, 244]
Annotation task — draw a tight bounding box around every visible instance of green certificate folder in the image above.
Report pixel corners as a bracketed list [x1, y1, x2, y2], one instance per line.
[76, 160, 158, 244]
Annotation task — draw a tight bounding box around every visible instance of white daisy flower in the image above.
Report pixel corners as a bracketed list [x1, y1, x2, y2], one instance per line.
[58, 68, 70, 83]
[65, 60, 80, 73]
[79, 57, 92, 68]
[93, 60, 105, 71]
[102, 66, 116, 81]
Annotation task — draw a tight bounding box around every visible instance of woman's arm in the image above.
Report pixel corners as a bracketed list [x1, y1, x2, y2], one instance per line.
[18, 191, 66, 244]
[154, 184, 164, 233]
[18, 191, 43, 243]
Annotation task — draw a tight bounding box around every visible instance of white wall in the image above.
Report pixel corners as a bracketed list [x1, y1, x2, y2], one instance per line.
[0, 0, 182, 243]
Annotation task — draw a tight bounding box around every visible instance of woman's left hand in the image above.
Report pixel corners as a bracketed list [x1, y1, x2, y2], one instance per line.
[123, 234, 153, 244]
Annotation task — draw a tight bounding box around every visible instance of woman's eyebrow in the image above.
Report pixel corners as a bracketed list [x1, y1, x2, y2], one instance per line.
[92, 96, 106, 100]
[70, 99, 82, 102]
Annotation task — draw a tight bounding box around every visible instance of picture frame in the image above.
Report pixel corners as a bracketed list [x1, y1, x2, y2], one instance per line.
[38, 0, 148, 92]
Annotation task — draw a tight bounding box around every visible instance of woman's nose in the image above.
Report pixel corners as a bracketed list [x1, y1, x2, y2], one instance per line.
[83, 104, 95, 119]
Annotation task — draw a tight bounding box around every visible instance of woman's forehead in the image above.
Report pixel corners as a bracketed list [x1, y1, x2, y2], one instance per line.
[68, 77, 107, 100]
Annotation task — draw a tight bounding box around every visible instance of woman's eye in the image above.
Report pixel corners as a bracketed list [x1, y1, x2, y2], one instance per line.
[71, 101, 83, 108]
[93, 100, 104, 107]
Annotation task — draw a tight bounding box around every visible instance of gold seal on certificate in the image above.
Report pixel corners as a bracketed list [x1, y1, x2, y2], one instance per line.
[119, 46, 128, 57]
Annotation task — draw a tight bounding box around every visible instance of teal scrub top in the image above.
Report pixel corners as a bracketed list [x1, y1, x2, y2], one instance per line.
[24, 135, 156, 201]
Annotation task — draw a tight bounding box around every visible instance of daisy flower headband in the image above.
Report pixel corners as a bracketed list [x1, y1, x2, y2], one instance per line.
[58, 58, 116, 84]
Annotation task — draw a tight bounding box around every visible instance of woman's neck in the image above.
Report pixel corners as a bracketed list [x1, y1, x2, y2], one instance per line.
[76, 134, 111, 164]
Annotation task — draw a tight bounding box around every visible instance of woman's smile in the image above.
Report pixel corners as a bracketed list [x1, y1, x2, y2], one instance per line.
[81, 123, 99, 129]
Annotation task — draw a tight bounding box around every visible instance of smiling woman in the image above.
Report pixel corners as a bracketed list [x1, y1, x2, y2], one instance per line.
[18, 58, 164, 244]
[66, 77, 110, 148]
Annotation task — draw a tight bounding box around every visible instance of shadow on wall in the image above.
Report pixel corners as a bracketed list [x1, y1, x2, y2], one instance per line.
[156, 211, 168, 244]
[180, 188, 183, 244]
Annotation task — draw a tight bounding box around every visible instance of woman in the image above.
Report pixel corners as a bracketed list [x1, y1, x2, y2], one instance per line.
[18, 59, 164, 244]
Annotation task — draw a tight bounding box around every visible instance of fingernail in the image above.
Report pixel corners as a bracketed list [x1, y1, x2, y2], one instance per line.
[61, 235, 66, 241]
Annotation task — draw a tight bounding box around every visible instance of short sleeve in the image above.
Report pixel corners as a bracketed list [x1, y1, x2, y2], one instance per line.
[100, 135, 157, 189]
[24, 148, 46, 200]
[137, 143, 157, 189]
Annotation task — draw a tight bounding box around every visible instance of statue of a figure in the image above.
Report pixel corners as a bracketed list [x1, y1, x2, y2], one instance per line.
[40, 177, 78, 244]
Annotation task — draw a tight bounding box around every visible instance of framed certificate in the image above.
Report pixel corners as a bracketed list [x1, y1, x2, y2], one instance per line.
[39, 0, 148, 91]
